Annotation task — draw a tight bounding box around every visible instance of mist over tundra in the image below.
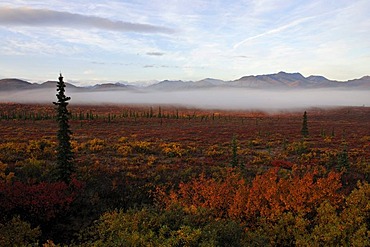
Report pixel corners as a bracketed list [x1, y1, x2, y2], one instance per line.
[1, 88, 369, 110]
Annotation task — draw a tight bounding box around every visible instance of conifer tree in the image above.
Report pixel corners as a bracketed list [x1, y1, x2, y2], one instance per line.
[230, 135, 239, 168]
[301, 111, 309, 138]
[53, 73, 74, 183]
[336, 145, 349, 171]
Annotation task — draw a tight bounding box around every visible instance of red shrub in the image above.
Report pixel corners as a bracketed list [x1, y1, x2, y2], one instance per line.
[0, 178, 83, 221]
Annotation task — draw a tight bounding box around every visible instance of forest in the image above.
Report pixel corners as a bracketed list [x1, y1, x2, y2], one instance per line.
[0, 101, 369, 246]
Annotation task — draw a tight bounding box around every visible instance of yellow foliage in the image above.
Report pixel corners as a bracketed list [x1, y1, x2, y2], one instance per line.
[0, 216, 41, 247]
[250, 138, 263, 147]
[311, 201, 342, 245]
[118, 136, 129, 143]
[0, 142, 27, 162]
[147, 155, 157, 166]
[251, 151, 271, 165]
[160, 142, 186, 157]
[360, 135, 370, 142]
[205, 145, 224, 157]
[27, 139, 55, 159]
[0, 161, 14, 183]
[286, 141, 309, 155]
[70, 140, 81, 153]
[131, 141, 152, 153]
[82, 138, 106, 152]
[323, 136, 332, 143]
[117, 145, 132, 156]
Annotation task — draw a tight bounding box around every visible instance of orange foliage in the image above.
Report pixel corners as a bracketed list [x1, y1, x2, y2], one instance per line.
[157, 167, 344, 222]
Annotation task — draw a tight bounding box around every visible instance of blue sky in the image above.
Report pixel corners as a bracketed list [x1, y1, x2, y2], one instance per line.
[0, 0, 369, 85]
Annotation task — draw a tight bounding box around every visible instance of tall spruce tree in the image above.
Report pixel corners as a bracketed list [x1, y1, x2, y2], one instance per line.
[301, 111, 309, 138]
[53, 73, 74, 183]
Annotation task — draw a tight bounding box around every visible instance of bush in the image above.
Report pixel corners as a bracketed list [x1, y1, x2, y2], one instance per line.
[0, 216, 41, 247]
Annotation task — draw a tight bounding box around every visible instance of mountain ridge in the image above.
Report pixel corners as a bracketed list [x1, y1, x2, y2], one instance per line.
[1, 72, 370, 92]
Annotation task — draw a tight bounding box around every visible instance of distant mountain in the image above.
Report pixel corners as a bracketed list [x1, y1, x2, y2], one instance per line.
[148, 72, 370, 90]
[229, 72, 339, 89]
[1, 72, 370, 92]
[344, 76, 370, 88]
[231, 72, 307, 88]
[88, 83, 137, 91]
[0, 78, 34, 91]
[147, 79, 225, 90]
[306, 75, 330, 83]
[0, 79, 134, 92]
[147, 80, 187, 90]
[196, 78, 225, 86]
[39, 81, 79, 90]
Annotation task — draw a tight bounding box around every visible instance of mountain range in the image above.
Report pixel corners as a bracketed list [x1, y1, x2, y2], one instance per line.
[1, 72, 370, 92]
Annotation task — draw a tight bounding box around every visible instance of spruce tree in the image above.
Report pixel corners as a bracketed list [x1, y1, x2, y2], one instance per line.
[230, 135, 239, 168]
[301, 111, 309, 138]
[336, 145, 349, 171]
[53, 73, 74, 183]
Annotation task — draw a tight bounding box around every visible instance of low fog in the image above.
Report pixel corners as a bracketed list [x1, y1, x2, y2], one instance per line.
[1, 88, 369, 110]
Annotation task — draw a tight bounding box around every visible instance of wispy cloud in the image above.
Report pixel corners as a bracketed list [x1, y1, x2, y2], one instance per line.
[233, 15, 316, 49]
[144, 65, 155, 68]
[0, 7, 175, 34]
[146, 52, 165, 56]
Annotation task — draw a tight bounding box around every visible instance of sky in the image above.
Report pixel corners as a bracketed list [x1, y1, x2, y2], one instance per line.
[0, 0, 369, 86]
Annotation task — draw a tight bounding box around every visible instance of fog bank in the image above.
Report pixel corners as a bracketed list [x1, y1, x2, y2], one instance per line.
[1, 88, 369, 110]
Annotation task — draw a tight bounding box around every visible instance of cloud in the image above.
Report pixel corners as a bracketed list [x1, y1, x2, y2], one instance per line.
[233, 15, 316, 49]
[146, 52, 165, 56]
[143, 64, 180, 69]
[0, 7, 175, 34]
[233, 55, 250, 59]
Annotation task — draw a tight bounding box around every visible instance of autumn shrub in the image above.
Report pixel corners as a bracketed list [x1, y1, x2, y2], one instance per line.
[0, 142, 27, 163]
[250, 151, 272, 166]
[79, 207, 183, 246]
[249, 138, 264, 147]
[116, 140, 155, 157]
[205, 144, 225, 157]
[0, 161, 14, 183]
[247, 211, 309, 246]
[130, 140, 153, 154]
[156, 168, 247, 219]
[160, 142, 186, 157]
[0, 178, 83, 223]
[0, 216, 41, 247]
[15, 158, 49, 182]
[81, 138, 106, 153]
[116, 144, 132, 156]
[271, 160, 294, 169]
[79, 206, 245, 247]
[323, 136, 333, 143]
[245, 181, 370, 246]
[339, 181, 370, 245]
[26, 139, 56, 160]
[154, 167, 367, 245]
[69, 140, 83, 154]
[352, 157, 370, 180]
[83, 191, 369, 246]
[157, 167, 343, 222]
[147, 155, 157, 166]
[287, 140, 309, 155]
[315, 149, 337, 168]
[200, 219, 244, 247]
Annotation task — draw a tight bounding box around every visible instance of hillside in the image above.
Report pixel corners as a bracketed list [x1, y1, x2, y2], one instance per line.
[0, 78, 34, 90]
